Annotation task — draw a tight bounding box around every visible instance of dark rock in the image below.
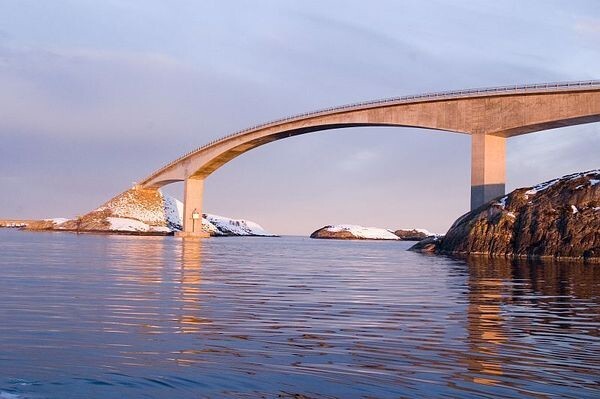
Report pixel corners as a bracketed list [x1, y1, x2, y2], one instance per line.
[394, 229, 431, 241]
[422, 170, 600, 262]
[310, 227, 357, 240]
[408, 236, 441, 253]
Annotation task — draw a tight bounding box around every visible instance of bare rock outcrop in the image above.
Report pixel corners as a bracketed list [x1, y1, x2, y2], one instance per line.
[394, 229, 432, 241]
[407, 236, 441, 253]
[410, 170, 600, 262]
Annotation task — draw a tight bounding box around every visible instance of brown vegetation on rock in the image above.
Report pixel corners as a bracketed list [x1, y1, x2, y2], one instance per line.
[310, 228, 362, 240]
[23, 220, 58, 231]
[26, 187, 177, 234]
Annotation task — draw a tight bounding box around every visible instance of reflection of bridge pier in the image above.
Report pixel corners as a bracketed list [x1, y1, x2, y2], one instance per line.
[137, 81, 600, 235]
[177, 239, 207, 334]
[462, 257, 511, 387]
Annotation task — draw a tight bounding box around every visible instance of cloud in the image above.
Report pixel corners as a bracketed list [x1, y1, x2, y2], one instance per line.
[0, 43, 268, 142]
[337, 149, 379, 172]
[0, 44, 185, 136]
[575, 17, 600, 37]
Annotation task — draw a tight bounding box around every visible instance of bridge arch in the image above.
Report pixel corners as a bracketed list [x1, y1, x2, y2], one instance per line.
[137, 81, 600, 237]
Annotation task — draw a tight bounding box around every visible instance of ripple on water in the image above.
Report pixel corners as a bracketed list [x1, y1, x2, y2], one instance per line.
[0, 230, 599, 398]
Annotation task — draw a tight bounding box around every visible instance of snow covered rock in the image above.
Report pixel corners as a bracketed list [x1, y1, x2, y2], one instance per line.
[53, 187, 180, 233]
[310, 225, 400, 240]
[204, 214, 275, 236]
[30, 186, 274, 236]
[411, 169, 600, 262]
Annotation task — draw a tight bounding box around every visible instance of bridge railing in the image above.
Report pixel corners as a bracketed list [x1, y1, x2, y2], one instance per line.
[142, 80, 600, 184]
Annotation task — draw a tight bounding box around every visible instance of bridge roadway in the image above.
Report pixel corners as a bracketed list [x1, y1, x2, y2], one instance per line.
[137, 81, 600, 237]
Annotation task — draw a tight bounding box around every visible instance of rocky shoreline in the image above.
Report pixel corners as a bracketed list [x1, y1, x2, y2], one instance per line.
[9, 170, 598, 261]
[410, 170, 600, 263]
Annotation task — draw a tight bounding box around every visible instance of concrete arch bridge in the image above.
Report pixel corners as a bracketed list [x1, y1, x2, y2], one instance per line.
[138, 81, 600, 237]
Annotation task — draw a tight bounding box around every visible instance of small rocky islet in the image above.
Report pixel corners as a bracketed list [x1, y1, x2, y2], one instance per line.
[310, 225, 433, 241]
[410, 169, 600, 263]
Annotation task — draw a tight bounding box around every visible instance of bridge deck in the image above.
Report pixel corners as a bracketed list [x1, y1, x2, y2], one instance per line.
[141, 80, 600, 186]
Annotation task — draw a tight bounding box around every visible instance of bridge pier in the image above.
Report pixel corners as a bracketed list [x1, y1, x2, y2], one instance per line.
[175, 177, 210, 238]
[471, 134, 506, 210]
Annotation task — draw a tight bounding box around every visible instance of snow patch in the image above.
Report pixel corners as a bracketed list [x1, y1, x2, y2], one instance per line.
[150, 226, 172, 233]
[571, 205, 579, 214]
[525, 179, 559, 197]
[107, 217, 150, 232]
[162, 193, 183, 230]
[524, 169, 600, 199]
[204, 214, 274, 236]
[324, 224, 400, 240]
[495, 196, 508, 209]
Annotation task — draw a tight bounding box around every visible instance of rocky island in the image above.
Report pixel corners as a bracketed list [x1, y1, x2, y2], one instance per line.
[310, 225, 434, 241]
[23, 187, 275, 237]
[411, 169, 600, 262]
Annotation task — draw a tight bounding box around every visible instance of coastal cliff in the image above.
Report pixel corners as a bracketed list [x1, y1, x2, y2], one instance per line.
[411, 170, 600, 262]
[25, 187, 274, 236]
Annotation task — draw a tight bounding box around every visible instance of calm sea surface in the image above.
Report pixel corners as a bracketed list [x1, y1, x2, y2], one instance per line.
[0, 229, 599, 398]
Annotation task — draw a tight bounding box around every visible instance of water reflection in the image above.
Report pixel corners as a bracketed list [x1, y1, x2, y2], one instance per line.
[0, 231, 599, 399]
[465, 259, 507, 386]
[178, 240, 208, 334]
[457, 256, 600, 396]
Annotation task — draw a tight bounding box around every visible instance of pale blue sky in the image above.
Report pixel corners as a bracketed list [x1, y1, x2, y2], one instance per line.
[0, 0, 599, 234]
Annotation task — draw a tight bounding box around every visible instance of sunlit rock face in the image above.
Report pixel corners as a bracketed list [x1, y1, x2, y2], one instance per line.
[52, 187, 178, 234]
[27, 187, 274, 236]
[411, 170, 600, 262]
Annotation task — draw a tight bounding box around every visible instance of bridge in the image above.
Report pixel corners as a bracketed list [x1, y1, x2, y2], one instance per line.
[138, 81, 600, 237]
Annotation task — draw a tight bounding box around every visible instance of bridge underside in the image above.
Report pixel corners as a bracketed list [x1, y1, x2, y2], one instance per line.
[136, 83, 600, 237]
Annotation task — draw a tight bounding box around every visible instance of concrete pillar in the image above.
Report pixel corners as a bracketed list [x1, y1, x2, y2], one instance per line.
[176, 177, 210, 238]
[471, 134, 506, 210]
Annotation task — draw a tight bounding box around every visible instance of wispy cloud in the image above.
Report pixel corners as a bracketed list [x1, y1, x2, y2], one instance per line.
[337, 150, 379, 172]
[574, 17, 600, 37]
[0, 43, 259, 141]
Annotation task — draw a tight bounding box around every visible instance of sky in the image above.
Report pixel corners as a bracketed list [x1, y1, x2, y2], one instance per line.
[0, 0, 599, 235]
